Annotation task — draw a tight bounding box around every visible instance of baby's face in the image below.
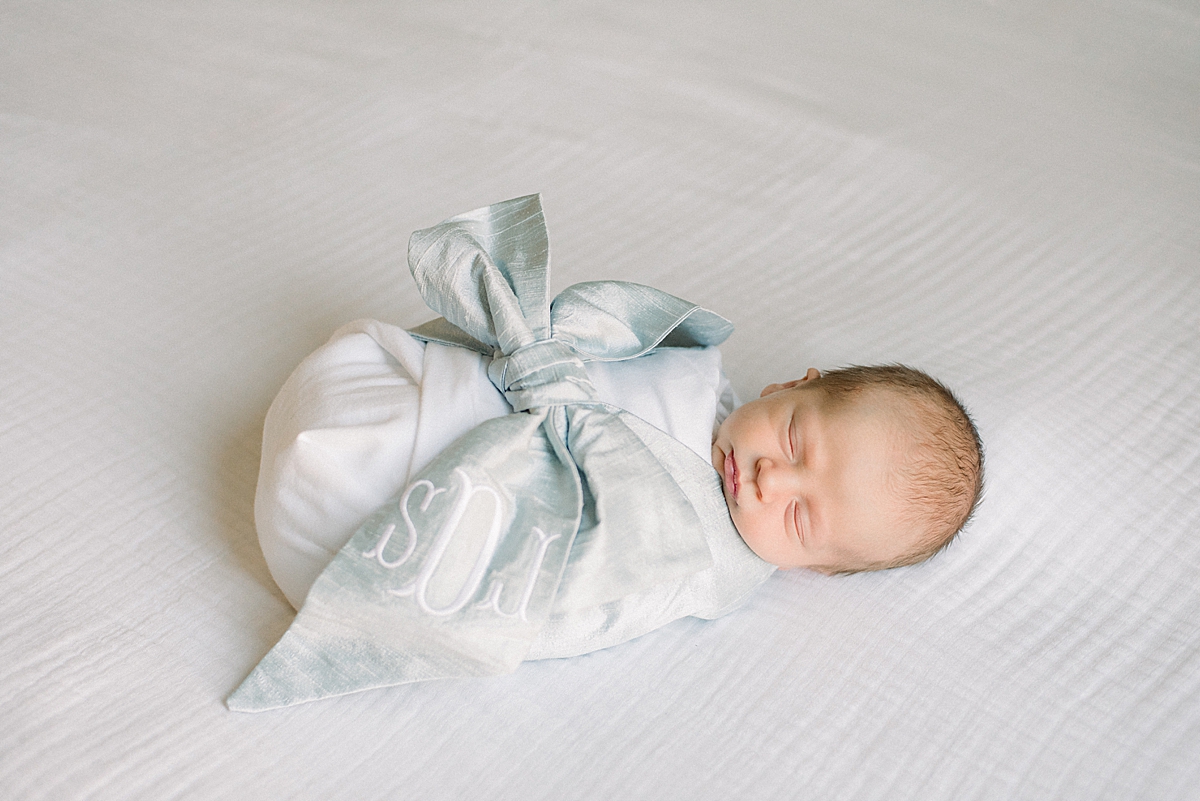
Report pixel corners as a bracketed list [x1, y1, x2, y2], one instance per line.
[711, 372, 919, 573]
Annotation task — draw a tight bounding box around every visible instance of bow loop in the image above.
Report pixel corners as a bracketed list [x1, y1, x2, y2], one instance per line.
[550, 281, 734, 361]
[407, 195, 549, 352]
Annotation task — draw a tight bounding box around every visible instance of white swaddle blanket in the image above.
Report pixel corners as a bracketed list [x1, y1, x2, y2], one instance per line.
[256, 318, 742, 645]
[229, 196, 777, 710]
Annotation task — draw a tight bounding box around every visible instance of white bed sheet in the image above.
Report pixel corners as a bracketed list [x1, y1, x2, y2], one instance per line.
[2, 1, 1198, 799]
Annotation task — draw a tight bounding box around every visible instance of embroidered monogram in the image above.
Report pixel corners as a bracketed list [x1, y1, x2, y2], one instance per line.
[382, 468, 506, 616]
[477, 526, 561, 622]
[360, 480, 445, 569]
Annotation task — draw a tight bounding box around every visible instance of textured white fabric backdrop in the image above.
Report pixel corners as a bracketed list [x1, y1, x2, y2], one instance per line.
[2, 2, 1198, 799]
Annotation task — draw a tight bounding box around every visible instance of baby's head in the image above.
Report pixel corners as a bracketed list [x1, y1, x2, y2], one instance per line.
[711, 365, 982, 574]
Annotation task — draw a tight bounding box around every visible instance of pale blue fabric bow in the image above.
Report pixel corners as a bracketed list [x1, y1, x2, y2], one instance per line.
[228, 195, 761, 711]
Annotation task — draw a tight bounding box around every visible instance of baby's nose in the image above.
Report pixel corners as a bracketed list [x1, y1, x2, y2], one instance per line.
[756, 458, 798, 499]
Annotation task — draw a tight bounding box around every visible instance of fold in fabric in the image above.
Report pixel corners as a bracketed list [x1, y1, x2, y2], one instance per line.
[228, 195, 772, 711]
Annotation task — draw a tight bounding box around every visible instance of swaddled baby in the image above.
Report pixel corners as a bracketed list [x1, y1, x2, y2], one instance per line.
[231, 195, 982, 711]
[259, 339, 981, 607]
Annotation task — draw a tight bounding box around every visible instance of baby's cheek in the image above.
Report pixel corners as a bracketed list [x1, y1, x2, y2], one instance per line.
[730, 514, 768, 559]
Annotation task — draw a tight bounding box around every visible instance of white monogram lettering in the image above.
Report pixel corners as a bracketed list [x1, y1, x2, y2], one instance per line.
[477, 526, 560, 622]
[362, 469, 560, 622]
[388, 468, 505, 616]
[361, 480, 445, 569]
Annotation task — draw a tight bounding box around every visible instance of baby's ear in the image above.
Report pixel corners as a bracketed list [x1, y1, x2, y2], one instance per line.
[760, 369, 821, 397]
[760, 382, 794, 397]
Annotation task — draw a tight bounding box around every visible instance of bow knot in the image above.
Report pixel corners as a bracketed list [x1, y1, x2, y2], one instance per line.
[487, 339, 599, 412]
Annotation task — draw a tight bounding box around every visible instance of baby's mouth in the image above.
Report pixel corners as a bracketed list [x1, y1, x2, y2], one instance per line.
[724, 449, 740, 501]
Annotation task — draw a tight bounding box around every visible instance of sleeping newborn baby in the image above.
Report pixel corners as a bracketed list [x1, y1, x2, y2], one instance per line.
[259, 349, 980, 608]
[713, 364, 982, 576]
[230, 195, 982, 711]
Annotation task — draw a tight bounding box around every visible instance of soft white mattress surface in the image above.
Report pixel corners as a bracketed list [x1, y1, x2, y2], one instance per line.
[2, 2, 1197, 799]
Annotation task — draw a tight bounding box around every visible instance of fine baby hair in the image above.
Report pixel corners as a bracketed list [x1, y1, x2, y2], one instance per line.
[808, 364, 983, 572]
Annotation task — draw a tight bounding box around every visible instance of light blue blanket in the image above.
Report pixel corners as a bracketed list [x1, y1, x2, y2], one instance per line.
[228, 195, 774, 711]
